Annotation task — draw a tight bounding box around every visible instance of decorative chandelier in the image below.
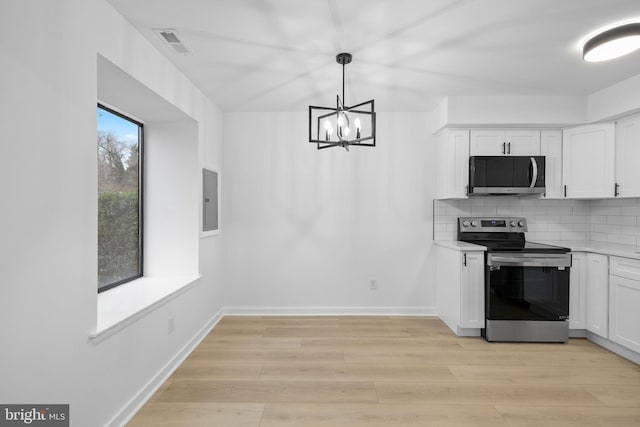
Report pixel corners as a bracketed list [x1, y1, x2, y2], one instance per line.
[308, 53, 376, 150]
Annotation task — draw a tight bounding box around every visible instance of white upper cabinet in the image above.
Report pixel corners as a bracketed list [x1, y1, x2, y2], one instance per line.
[562, 123, 615, 199]
[540, 130, 563, 199]
[470, 129, 540, 156]
[615, 114, 640, 198]
[435, 129, 469, 199]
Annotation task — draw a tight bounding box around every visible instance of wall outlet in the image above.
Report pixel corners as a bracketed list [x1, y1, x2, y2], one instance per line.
[370, 279, 378, 291]
[168, 317, 175, 334]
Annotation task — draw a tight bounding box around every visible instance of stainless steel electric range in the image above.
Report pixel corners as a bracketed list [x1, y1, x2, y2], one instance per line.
[458, 217, 572, 343]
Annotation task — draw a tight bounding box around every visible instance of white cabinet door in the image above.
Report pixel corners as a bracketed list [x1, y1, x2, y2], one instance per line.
[505, 130, 541, 155]
[540, 130, 563, 199]
[609, 275, 640, 353]
[470, 130, 506, 156]
[460, 252, 484, 328]
[586, 253, 609, 338]
[615, 114, 640, 198]
[470, 129, 540, 156]
[437, 246, 485, 334]
[449, 131, 470, 198]
[562, 124, 615, 198]
[435, 130, 469, 199]
[436, 246, 462, 333]
[569, 252, 587, 330]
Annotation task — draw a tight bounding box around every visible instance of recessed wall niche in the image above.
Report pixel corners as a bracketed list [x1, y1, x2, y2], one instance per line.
[98, 54, 199, 278]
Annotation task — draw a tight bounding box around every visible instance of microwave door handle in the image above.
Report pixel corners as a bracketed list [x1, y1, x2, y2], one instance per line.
[530, 157, 538, 188]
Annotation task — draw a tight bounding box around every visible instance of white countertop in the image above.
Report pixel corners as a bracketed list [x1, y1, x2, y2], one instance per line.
[534, 240, 640, 260]
[436, 239, 640, 260]
[434, 240, 487, 251]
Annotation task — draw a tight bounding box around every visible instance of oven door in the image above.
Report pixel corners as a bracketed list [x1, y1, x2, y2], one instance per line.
[486, 252, 571, 321]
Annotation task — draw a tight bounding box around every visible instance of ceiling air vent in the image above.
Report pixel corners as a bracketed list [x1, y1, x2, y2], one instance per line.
[153, 28, 191, 54]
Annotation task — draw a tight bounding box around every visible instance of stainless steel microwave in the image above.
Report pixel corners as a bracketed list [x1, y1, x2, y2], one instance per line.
[468, 156, 546, 196]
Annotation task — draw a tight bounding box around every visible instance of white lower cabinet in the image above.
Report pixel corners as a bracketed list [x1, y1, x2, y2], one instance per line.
[569, 252, 587, 330]
[586, 253, 609, 338]
[609, 257, 640, 353]
[436, 246, 485, 335]
[460, 251, 484, 328]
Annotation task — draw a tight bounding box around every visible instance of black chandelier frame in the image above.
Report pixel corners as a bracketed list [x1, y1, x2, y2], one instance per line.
[308, 53, 376, 150]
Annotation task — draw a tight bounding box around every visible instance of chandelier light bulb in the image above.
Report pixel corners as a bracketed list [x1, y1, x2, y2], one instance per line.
[324, 121, 333, 141]
[354, 117, 361, 139]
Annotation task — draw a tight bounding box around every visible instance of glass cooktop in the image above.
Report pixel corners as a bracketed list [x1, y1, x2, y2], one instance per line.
[462, 239, 570, 253]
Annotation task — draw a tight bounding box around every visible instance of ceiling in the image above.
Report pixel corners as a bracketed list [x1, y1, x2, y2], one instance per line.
[108, 0, 640, 112]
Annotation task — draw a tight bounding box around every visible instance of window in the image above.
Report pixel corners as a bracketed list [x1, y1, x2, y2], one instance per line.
[97, 104, 143, 292]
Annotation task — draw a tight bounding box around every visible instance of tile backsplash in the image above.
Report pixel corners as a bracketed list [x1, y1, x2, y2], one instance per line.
[590, 199, 640, 245]
[434, 197, 640, 246]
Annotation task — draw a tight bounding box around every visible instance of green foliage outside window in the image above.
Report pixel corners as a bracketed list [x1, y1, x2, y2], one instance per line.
[97, 106, 142, 291]
[98, 191, 139, 288]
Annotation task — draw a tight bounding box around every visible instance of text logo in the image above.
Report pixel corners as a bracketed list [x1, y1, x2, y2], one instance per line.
[1, 405, 68, 427]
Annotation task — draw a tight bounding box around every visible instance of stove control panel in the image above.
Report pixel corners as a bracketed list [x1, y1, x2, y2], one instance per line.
[458, 217, 528, 233]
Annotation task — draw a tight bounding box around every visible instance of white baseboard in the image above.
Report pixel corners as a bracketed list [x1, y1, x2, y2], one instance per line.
[107, 308, 224, 427]
[455, 326, 482, 337]
[222, 307, 438, 316]
[569, 329, 587, 338]
[586, 332, 640, 365]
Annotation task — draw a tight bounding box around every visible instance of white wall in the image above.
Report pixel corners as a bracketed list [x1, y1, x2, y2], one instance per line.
[222, 112, 437, 313]
[590, 198, 640, 246]
[0, 1, 224, 426]
[588, 73, 640, 122]
[144, 121, 200, 277]
[445, 95, 588, 126]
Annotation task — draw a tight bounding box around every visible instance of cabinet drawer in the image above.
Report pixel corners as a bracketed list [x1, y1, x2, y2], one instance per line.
[610, 256, 640, 281]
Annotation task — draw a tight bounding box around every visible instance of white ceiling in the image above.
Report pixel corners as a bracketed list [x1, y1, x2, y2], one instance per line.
[108, 0, 640, 112]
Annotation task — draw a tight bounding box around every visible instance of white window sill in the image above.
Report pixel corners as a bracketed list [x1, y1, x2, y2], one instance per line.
[200, 229, 220, 239]
[90, 275, 202, 343]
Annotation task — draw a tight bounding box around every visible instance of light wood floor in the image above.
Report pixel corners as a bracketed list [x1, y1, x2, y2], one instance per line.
[128, 316, 640, 427]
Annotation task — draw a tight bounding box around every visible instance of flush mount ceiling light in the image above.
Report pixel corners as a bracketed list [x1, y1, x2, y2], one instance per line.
[583, 22, 640, 62]
[308, 53, 376, 151]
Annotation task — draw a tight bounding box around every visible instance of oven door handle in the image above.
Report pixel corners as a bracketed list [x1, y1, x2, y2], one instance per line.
[488, 255, 571, 268]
